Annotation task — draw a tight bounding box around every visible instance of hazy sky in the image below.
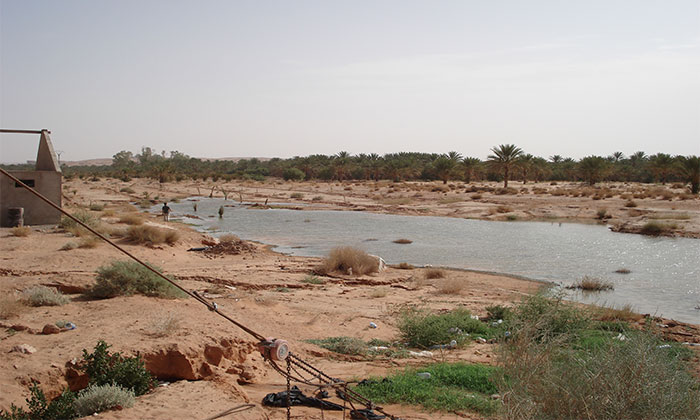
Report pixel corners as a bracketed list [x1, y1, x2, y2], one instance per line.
[1, 0, 699, 163]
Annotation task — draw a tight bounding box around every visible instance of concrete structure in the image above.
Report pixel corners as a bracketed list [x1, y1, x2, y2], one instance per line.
[0, 129, 62, 226]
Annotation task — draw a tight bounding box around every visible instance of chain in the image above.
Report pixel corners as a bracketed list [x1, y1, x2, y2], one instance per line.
[286, 357, 291, 420]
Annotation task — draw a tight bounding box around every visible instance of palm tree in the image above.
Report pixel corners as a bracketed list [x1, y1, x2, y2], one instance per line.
[519, 153, 535, 184]
[610, 151, 625, 162]
[649, 153, 674, 184]
[549, 155, 563, 164]
[433, 155, 457, 184]
[487, 144, 523, 188]
[678, 155, 700, 194]
[462, 157, 481, 183]
[578, 156, 609, 185]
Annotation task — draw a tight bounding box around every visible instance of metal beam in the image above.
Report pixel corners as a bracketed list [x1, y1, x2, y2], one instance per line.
[0, 129, 51, 134]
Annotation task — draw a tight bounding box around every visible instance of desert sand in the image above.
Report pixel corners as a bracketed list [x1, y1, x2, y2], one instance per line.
[1, 178, 698, 419]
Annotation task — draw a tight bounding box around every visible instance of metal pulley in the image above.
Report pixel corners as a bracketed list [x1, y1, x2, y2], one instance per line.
[258, 337, 290, 361]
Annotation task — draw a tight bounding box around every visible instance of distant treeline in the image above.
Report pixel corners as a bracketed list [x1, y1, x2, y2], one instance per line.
[4, 145, 699, 193]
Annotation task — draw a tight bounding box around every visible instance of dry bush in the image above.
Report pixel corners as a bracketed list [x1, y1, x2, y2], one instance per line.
[393, 238, 413, 244]
[640, 221, 675, 236]
[424, 268, 446, 279]
[101, 209, 116, 217]
[219, 233, 240, 244]
[624, 200, 638, 208]
[435, 278, 466, 295]
[0, 296, 24, 319]
[78, 236, 100, 249]
[146, 313, 182, 337]
[317, 246, 379, 276]
[23, 285, 69, 306]
[597, 304, 639, 322]
[369, 288, 388, 298]
[9, 226, 31, 237]
[397, 262, 414, 270]
[567, 276, 614, 291]
[126, 225, 179, 245]
[118, 213, 144, 225]
[496, 205, 513, 213]
[614, 268, 631, 274]
[471, 193, 483, 200]
[60, 241, 78, 251]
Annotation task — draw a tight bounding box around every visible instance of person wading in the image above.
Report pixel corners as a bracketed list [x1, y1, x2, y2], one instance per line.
[162, 202, 171, 221]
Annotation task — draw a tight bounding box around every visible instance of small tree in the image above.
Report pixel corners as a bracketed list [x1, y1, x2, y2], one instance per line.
[678, 155, 700, 194]
[487, 144, 523, 188]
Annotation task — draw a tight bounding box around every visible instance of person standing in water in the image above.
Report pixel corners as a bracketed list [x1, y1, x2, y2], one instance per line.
[162, 202, 171, 221]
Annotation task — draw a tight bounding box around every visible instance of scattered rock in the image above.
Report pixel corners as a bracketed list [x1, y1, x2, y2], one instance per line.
[42, 324, 60, 335]
[11, 344, 37, 354]
[10, 324, 30, 332]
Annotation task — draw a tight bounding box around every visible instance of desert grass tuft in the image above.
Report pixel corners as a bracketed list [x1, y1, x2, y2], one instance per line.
[396, 262, 414, 270]
[218, 233, 240, 244]
[596, 303, 639, 322]
[146, 313, 182, 337]
[435, 278, 466, 295]
[22, 285, 69, 306]
[118, 213, 144, 225]
[126, 225, 179, 245]
[316, 246, 379, 276]
[424, 268, 446, 279]
[0, 296, 24, 319]
[392, 238, 413, 244]
[567, 276, 614, 291]
[614, 268, 631, 274]
[9, 226, 31, 237]
[301, 275, 324, 285]
[78, 236, 100, 249]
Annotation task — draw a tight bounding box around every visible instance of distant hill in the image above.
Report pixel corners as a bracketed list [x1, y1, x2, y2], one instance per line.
[61, 156, 270, 167]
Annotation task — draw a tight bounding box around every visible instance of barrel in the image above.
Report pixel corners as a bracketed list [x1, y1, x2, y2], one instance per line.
[8, 207, 24, 227]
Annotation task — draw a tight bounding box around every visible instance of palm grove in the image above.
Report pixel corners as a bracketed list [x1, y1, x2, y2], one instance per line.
[10, 145, 698, 194]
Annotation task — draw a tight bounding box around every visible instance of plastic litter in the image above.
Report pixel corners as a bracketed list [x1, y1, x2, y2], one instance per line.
[613, 333, 627, 341]
[657, 344, 672, 349]
[350, 409, 386, 419]
[408, 350, 434, 357]
[64, 322, 76, 330]
[476, 337, 487, 344]
[369, 322, 378, 329]
[470, 315, 479, 320]
[416, 372, 432, 379]
[369, 346, 389, 351]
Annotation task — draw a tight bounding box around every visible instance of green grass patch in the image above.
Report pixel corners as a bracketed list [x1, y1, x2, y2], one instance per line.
[397, 308, 495, 348]
[354, 362, 499, 414]
[300, 275, 324, 285]
[307, 336, 409, 358]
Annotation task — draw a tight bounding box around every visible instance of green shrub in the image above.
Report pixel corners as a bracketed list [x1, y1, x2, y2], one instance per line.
[73, 384, 135, 416]
[22, 286, 69, 307]
[81, 340, 155, 396]
[499, 329, 700, 420]
[397, 308, 492, 348]
[90, 260, 186, 299]
[0, 382, 77, 420]
[307, 336, 367, 356]
[59, 210, 99, 236]
[282, 167, 306, 181]
[301, 275, 324, 284]
[508, 294, 590, 342]
[9, 226, 31, 237]
[354, 362, 499, 414]
[486, 304, 513, 321]
[89, 203, 104, 211]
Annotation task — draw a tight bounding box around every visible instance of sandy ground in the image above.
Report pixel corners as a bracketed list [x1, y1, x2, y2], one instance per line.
[1, 178, 698, 419]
